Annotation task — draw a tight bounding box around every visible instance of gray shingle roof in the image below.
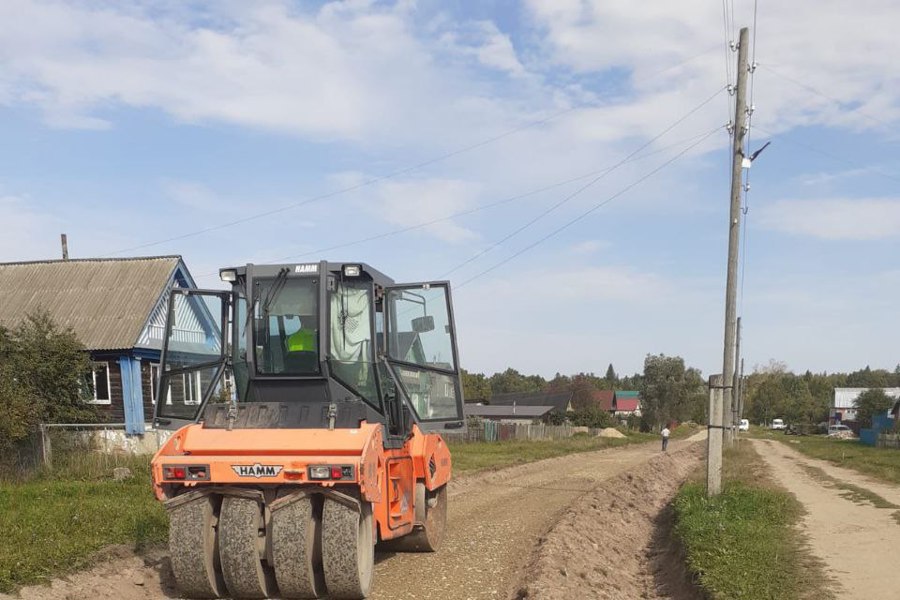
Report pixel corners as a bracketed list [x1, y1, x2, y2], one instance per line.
[489, 390, 572, 414]
[0, 256, 183, 351]
[465, 404, 554, 418]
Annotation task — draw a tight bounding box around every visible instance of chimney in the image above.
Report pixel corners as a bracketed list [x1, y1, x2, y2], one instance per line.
[60, 233, 69, 260]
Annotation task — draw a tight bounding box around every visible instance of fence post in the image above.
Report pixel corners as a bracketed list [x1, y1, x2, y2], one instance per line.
[40, 424, 52, 467]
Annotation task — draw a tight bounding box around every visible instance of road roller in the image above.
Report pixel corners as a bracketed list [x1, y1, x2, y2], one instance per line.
[150, 261, 465, 599]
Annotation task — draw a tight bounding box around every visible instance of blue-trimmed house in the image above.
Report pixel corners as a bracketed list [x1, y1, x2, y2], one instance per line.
[0, 255, 210, 434]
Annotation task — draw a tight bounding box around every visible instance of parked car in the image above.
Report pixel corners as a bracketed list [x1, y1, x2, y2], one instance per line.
[771, 418, 786, 430]
[827, 424, 855, 439]
[739, 419, 750, 431]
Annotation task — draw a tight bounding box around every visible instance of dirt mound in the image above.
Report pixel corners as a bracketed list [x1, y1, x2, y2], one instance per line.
[516, 444, 704, 600]
[597, 427, 626, 439]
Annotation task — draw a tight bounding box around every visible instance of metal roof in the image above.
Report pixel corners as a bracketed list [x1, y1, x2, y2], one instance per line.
[0, 256, 183, 351]
[834, 387, 900, 409]
[593, 390, 614, 411]
[489, 390, 572, 413]
[464, 404, 554, 418]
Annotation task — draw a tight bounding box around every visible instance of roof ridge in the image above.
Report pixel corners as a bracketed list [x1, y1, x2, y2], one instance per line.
[0, 255, 182, 266]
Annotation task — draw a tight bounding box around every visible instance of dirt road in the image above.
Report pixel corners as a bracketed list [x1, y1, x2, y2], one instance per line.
[4, 434, 704, 600]
[752, 439, 900, 599]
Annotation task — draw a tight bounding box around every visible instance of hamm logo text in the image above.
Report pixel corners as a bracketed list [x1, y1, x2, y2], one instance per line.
[232, 464, 284, 478]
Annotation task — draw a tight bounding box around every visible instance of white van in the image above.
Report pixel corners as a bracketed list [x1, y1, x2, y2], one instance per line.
[739, 419, 750, 431]
[771, 418, 786, 430]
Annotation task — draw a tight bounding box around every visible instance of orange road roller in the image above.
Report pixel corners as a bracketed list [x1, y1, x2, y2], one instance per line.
[150, 261, 465, 599]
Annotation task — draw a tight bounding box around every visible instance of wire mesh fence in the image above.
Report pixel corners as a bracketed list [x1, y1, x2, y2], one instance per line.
[443, 421, 600, 443]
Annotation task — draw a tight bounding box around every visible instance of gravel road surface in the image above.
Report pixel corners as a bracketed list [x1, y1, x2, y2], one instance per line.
[752, 439, 900, 600]
[3, 434, 704, 600]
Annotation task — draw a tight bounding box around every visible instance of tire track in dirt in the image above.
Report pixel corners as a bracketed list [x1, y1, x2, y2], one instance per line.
[752, 439, 900, 600]
[2, 435, 705, 600]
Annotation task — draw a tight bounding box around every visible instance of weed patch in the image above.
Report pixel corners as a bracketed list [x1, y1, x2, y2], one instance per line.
[674, 441, 833, 600]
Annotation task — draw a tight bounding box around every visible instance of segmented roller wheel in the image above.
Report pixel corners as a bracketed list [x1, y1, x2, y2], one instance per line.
[271, 492, 325, 599]
[321, 498, 374, 600]
[381, 483, 448, 553]
[168, 494, 226, 598]
[218, 496, 276, 599]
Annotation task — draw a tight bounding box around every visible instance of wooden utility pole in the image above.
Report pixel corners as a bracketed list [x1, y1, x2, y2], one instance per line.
[722, 27, 749, 449]
[707, 374, 724, 495]
[60, 233, 69, 260]
[733, 316, 742, 436]
[708, 26, 749, 496]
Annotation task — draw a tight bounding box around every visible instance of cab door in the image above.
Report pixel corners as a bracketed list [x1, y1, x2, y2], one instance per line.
[383, 282, 465, 433]
[153, 288, 230, 430]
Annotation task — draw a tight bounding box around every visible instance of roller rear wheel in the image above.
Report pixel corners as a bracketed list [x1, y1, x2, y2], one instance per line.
[218, 496, 275, 599]
[321, 497, 374, 600]
[168, 494, 225, 598]
[271, 492, 325, 598]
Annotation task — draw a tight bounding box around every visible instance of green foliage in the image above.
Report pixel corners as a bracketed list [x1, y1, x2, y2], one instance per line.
[0, 311, 96, 458]
[639, 354, 706, 429]
[569, 406, 615, 429]
[604, 363, 617, 384]
[854, 388, 894, 428]
[673, 442, 825, 600]
[488, 368, 546, 395]
[461, 369, 492, 401]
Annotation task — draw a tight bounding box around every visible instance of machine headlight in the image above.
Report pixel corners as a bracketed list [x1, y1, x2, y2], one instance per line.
[343, 265, 361, 277]
[219, 269, 237, 282]
[309, 465, 331, 480]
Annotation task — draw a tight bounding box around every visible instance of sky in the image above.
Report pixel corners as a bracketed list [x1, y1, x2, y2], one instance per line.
[1, 0, 898, 379]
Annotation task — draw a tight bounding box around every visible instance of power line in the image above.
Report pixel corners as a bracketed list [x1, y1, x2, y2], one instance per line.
[753, 125, 900, 184]
[101, 46, 723, 259]
[440, 87, 726, 278]
[740, 0, 760, 316]
[456, 126, 722, 290]
[191, 130, 719, 281]
[758, 64, 892, 128]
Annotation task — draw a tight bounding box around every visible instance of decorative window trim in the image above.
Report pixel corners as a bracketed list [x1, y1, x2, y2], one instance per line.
[89, 362, 112, 405]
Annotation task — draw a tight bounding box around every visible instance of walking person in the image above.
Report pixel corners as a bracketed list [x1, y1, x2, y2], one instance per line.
[661, 424, 670, 452]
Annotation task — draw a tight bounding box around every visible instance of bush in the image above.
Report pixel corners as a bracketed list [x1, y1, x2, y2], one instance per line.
[569, 406, 615, 429]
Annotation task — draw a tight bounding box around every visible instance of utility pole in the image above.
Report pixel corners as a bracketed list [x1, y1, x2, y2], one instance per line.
[60, 233, 69, 260]
[722, 26, 749, 449]
[737, 357, 745, 425]
[707, 374, 724, 496]
[733, 316, 742, 436]
[708, 26, 749, 496]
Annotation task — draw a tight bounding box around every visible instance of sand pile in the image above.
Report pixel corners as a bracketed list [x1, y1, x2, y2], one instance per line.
[597, 427, 626, 439]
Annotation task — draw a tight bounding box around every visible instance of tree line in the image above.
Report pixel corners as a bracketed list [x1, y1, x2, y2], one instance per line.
[462, 354, 709, 431]
[742, 360, 900, 428]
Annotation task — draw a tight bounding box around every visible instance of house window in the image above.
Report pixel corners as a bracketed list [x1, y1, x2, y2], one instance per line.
[90, 362, 111, 404]
[183, 371, 202, 405]
[149, 363, 160, 405]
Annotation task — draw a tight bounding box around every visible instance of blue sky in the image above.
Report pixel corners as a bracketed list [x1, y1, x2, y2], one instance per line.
[1, 0, 898, 379]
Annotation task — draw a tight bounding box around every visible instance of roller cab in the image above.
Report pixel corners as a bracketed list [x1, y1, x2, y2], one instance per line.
[150, 261, 463, 599]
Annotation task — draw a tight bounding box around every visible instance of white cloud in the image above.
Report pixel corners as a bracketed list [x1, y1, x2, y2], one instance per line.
[569, 239, 609, 254]
[371, 178, 482, 243]
[0, 195, 62, 260]
[760, 197, 900, 240]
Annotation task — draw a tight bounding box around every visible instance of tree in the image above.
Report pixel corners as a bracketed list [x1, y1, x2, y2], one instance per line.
[639, 354, 706, 429]
[604, 363, 617, 386]
[461, 369, 492, 402]
[488, 368, 546, 395]
[0, 310, 96, 454]
[854, 389, 894, 429]
[569, 406, 615, 429]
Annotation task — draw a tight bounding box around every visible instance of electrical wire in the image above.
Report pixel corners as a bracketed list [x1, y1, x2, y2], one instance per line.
[439, 87, 726, 279]
[455, 126, 722, 290]
[101, 46, 723, 259]
[753, 125, 900, 185]
[190, 130, 720, 281]
[739, 0, 760, 316]
[758, 64, 890, 128]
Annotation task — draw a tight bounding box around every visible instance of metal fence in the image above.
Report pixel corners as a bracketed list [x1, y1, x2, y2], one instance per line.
[877, 433, 900, 449]
[443, 421, 602, 443]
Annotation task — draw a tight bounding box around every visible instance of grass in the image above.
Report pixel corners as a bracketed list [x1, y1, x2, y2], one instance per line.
[674, 440, 834, 600]
[752, 427, 900, 486]
[0, 423, 699, 593]
[449, 423, 702, 474]
[0, 452, 167, 593]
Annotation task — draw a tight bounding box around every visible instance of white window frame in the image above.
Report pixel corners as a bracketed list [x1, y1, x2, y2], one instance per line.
[89, 361, 112, 405]
[183, 371, 202, 406]
[149, 363, 161, 405]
